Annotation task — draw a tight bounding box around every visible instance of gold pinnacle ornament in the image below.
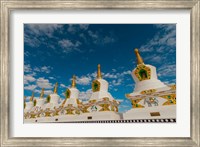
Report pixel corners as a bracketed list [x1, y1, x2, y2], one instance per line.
[71, 75, 76, 88]
[30, 92, 34, 101]
[134, 48, 144, 65]
[97, 64, 102, 79]
[53, 82, 58, 93]
[40, 88, 44, 99]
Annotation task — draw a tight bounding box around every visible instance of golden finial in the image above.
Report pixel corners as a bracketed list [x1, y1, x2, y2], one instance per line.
[97, 64, 102, 79]
[134, 48, 144, 65]
[40, 88, 44, 99]
[71, 75, 76, 88]
[53, 82, 58, 93]
[30, 92, 34, 101]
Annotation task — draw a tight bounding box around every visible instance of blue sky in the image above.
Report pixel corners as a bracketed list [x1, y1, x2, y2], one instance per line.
[24, 24, 176, 113]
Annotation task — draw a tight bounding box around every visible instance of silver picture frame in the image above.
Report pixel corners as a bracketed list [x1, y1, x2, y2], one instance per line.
[0, 0, 199, 146]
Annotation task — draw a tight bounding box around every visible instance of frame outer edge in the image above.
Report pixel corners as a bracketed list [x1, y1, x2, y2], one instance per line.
[191, 1, 200, 146]
[1, 1, 9, 147]
[0, 0, 200, 147]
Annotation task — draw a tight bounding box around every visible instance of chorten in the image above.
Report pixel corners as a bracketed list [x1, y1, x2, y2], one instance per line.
[62, 75, 81, 115]
[28, 88, 46, 118]
[123, 49, 176, 120]
[40, 82, 61, 118]
[80, 64, 120, 121]
[24, 92, 34, 113]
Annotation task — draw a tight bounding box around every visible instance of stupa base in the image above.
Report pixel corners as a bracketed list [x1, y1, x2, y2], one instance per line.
[24, 111, 121, 123]
[123, 105, 176, 120]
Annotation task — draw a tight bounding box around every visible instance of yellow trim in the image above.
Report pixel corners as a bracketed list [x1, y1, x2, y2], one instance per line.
[92, 80, 101, 92]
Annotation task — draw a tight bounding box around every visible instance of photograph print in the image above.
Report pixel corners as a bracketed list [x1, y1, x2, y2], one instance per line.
[24, 24, 176, 123]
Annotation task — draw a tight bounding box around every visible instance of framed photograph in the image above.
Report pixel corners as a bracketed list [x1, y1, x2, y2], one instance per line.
[1, 0, 199, 146]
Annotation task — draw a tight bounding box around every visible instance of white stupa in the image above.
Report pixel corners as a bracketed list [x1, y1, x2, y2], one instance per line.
[62, 75, 82, 115]
[28, 88, 46, 119]
[24, 92, 34, 113]
[58, 75, 84, 122]
[42, 82, 60, 110]
[79, 64, 120, 121]
[123, 49, 176, 120]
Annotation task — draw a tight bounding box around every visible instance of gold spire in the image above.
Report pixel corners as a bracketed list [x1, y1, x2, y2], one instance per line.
[134, 48, 144, 65]
[97, 64, 102, 79]
[30, 92, 34, 101]
[71, 75, 76, 88]
[40, 88, 44, 99]
[53, 82, 58, 93]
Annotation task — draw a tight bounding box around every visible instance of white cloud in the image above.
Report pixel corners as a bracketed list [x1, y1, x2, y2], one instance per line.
[115, 99, 124, 102]
[35, 89, 53, 96]
[67, 24, 89, 33]
[88, 30, 116, 45]
[36, 77, 53, 89]
[33, 66, 53, 73]
[24, 24, 63, 48]
[43, 90, 53, 95]
[24, 84, 37, 91]
[60, 84, 67, 88]
[79, 89, 92, 101]
[103, 73, 117, 79]
[41, 66, 52, 73]
[58, 39, 81, 53]
[111, 79, 122, 86]
[26, 24, 63, 38]
[49, 77, 55, 80]
[76, 76, 92, 85]
[157, 64, 176, 77]
[24, 74, 36, 84]
[24, 64, 32, 73]
[140, 24, 176, 53]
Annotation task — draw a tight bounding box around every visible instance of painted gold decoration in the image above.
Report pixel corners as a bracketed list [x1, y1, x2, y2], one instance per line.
[170, 85, 176, 90]
[140, 89, 156, 95]
[71, 75, 76, 88]
[89, 99, 96, 104]
[45, 108, 51, 117]
[66, 109, 74, 115]
[92, 80, 100, 92]
[82, 106, 89, 113]
[99, 104, 110, 111]
[134, 64, 151, 81]
[134, 48, 144, 65]
[97, 64, 102, 79]
[53, 107, 60, 116]
[53, 82, 58, 93]
[30, 112, 36, 118]
[161, 94, 176, 105]
[103, 97, 109, 101]
[76, 99, 82, 104]
[75, 110, 80, 114]
[40, 88, 44, 99]
[131, 98, 144, 108]
[115, 106, 118, 112]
